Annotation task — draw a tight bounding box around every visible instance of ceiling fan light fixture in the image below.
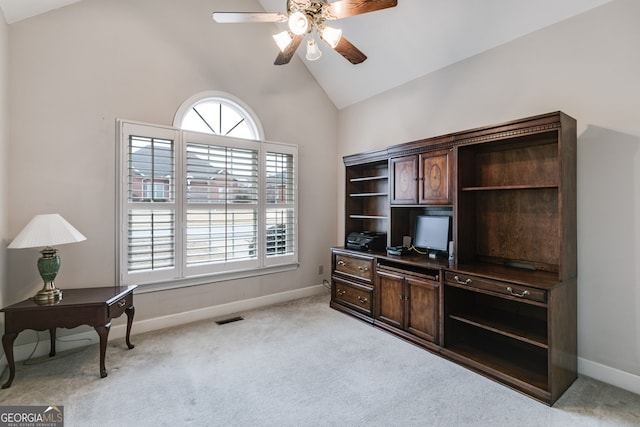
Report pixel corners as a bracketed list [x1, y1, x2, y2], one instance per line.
[211, 0, 399, 66]
[320, 26, 342, 48]
[305, 38, 322, 61]
[288, 11, 310, 35]
[273, 30, 293, 52]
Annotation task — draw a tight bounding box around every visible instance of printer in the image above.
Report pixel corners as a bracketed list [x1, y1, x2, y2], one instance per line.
[346, 231, 387, 252]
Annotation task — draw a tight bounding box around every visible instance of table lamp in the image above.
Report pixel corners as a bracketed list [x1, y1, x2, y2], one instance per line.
[8, 214, 86, 305]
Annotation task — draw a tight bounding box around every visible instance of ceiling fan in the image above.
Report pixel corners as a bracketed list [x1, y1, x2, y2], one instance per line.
[212, 0, 398, 65]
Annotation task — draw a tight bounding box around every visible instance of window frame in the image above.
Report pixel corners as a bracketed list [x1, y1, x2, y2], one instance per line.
[116, 120, 298, 290]
[173, 90, 265, 140]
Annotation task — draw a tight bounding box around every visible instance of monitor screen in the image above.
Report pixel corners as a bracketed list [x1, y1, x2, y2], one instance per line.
[413, 215, 450, 253]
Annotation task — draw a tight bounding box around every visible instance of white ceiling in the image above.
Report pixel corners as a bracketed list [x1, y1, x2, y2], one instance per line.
[0, 0, 82, 24]
[1, 0, 612, 109]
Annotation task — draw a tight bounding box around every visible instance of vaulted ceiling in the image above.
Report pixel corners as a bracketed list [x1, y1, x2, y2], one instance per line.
[0, 0, 612, 108]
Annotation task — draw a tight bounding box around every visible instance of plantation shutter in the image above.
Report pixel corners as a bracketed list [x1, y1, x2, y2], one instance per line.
[120, 123, 181, 284]
[264, 144, 297, 266]
[184, 133, 260, 275]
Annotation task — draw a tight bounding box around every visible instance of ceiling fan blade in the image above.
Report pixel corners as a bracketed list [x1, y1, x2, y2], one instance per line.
[330, 36, 367, 64]
[326, 0, 398, 20]
[274, 34, 305, 65]
[212, 12, 288, 23]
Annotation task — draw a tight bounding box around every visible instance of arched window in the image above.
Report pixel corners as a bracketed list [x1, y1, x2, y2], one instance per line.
[173, 91, 264, 140]
[118, 92, 297, 288]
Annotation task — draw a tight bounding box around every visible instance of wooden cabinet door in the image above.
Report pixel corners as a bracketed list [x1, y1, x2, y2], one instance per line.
[376, 269, 404, 329]
[419, 149, 452, 205]
[405, 277, 439, 343]
[390, 155, 418, 204]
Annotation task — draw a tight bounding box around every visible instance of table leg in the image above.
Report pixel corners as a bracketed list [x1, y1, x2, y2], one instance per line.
[49, 328, 56, 357]
[94, 323, 111, 378]
[125, 305, 135, 349]
[1, 332, 18, 389]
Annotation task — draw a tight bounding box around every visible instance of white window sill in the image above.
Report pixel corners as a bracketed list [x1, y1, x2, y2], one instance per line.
[133, 263, 300, 294]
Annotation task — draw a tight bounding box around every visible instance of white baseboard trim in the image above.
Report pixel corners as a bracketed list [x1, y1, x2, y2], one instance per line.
[0, 284, 327, 375]
[132, 284, 326, 336]
[578, 357, 640, 396]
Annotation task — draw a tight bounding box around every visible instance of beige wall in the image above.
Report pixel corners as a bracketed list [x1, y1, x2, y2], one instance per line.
[0, 9, 8, 311]
[338, 0, 640, 390]
[6, 0, 338, 326]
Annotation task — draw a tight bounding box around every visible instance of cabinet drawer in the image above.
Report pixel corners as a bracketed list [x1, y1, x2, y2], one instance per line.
[444, 271, 546, 303]
[334, 252, 374, 283]
[333, 277, 373, 315]
[108, 292, 133, 319]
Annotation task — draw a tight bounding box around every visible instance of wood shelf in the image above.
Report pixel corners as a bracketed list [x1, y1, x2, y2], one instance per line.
[350, 175, 388, 182]
[349, 192, 389, 197]
[349, 214, 388, 220]
[461, 184, 558, 191]
[449, 310, 548, 348]
[445, 337, 549, 392]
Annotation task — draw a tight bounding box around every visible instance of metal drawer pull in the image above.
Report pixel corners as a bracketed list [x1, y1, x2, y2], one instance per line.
[358, 266, 369, 272]
[357, 296, 368, 304]
[336, 289, 346, 296]
[337, 260, 346, 266]
[118, 299, 127, 308]
[507, 287, 530, 298]
[454, 275, 472, 285]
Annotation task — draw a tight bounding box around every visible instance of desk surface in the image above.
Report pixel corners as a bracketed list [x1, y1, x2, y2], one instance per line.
[1, 286, 137, 312]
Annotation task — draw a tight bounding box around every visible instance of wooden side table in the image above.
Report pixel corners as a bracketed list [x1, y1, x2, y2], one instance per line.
[1, 285, 136, 389]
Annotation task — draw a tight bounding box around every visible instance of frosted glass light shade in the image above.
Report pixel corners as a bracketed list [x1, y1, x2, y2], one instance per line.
[288, 11, 309, 35]
[8, 214, 86, 249]
[306, 38, 322, 61]
[320, 26, 342, 48]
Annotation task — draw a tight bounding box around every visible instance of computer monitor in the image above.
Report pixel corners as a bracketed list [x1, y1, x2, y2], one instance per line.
[413, 215, 450, 258]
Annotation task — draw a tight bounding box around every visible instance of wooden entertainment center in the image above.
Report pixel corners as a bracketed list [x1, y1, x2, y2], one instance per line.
[331, 111, 577, 405]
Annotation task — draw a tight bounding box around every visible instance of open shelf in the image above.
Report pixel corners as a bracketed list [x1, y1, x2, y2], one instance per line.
[457, 133, 559, 190]
[456, 132, 564, 273]
[449, 308, 547, 348]
[345, 159, 389, 240]
[458, 186, 560, 272]
[446, 326, 549, 391]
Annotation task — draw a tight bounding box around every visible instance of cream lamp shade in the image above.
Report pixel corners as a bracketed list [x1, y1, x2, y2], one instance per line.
[8, 214, 86, 249]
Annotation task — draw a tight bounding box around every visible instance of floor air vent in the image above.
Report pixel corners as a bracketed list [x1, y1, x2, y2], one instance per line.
[215, 316, 244, 325]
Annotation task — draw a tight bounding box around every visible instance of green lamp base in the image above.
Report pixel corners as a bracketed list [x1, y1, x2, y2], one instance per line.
[35, 247, 63, 305]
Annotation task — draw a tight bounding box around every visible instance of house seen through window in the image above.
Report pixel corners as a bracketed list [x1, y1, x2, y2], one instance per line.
[118, 92, 297, 287]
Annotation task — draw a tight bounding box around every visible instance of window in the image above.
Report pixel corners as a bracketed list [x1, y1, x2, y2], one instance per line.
[174, 91, 263, 140]
[117, 95, 297, 287]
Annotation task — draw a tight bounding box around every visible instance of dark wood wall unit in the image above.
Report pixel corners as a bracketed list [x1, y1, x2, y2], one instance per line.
[332, 111, 577, 406]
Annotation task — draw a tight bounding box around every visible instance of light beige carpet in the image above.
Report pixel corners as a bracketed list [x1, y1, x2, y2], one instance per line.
[1, 292, 639, 426]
